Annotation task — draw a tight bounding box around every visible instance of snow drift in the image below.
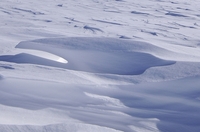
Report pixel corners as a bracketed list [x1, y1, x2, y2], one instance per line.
[12, 37, 175, 75]
[1, 0, 200, 132]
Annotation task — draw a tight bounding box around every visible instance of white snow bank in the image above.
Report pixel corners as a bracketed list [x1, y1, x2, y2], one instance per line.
[12, 37, 175, 75]
[1, 74, 200, 132]
[0, 77, 159, 132]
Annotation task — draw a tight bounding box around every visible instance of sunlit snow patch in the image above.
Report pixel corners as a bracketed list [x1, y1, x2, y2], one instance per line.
[129, 118, 160, 132]
[0, 53, 68, 68]
[84, 92, 126, 108]
[57, 57, 68, 63]
[22, 49, 68, 64]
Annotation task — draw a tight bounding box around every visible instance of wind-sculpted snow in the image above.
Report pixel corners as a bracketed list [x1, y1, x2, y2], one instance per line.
[0, 0, 200, 132]
[12, 37, 175, 75]
[0, 74, 200, 132]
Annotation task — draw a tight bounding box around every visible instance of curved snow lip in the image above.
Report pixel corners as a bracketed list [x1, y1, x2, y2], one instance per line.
[0, 53, 68, 68]
[11, 37, 176, 75]
[22, 49, 68, 64]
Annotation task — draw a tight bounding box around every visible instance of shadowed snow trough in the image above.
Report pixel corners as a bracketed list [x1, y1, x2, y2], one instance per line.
[2, 37, 175, 75]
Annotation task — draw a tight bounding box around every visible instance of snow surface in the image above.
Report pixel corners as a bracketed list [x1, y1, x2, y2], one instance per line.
[0, 0, 200, 132]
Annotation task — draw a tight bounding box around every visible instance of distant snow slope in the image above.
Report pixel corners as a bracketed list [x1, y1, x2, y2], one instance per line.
[0, 0, 200, 132]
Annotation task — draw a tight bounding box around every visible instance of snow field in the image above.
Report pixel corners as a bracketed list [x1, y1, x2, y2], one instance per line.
[0, 0, 200, 132]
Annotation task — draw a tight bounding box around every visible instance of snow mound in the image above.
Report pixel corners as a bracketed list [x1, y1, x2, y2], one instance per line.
[13, 37, 175, 75]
